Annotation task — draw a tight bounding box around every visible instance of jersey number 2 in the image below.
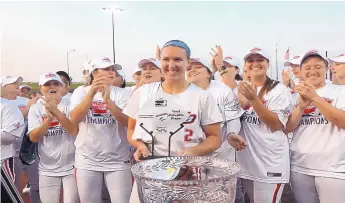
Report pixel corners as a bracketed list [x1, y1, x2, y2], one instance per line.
[184, 129, 193, 142]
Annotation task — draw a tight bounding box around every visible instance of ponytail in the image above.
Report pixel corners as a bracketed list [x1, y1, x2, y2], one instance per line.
[258, 76, 279, 99]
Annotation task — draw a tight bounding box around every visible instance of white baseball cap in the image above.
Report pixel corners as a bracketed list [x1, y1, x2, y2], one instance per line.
[284, 55, 302, 67]
[300, 50, 328, 66]
[138, 58, 160, 69]
[243, 47, 270, 61]
[39, 72, 63, 86]
[19, 84, 32, 90]
[82, 59, 92, 72]
[223, 56, 240, 67]
[0, 76, 23, 87]
[133, 67, 142, 75]
[328, 53, 345, 63]
[190, 58, 210, 69]
[88, 57, 122, 73]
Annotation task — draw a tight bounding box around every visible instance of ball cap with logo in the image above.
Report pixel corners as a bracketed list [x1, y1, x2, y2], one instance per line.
[328, 53, 345, 63]
[39, 72, 63, 86]
[243, 47, 270, 61]
[284, 55, 302, 67]
[88, 57, 122, 73]
[138, 58, 160, 69]
[300, 50, 328, 66]
[0, 76, 23, 87]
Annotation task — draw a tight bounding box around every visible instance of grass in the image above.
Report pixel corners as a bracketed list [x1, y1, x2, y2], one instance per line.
[23, 82, 136, 92]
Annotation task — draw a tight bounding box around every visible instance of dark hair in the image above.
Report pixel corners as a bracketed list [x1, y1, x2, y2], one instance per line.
[235, 74, 243, 81]
[56, 71, 71, 85]
[162, 40, 191, 59]
[258, 76, 279, 99]
[121, 79, 126, 88]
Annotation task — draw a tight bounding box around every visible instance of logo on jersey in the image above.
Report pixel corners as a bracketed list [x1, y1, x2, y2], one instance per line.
[90, 102, 111, 118]
[299, 97, 332, 126]
[88, 101, 116, 125]
[42, 116, 64, 137]
[183, 113, 197, 124]
[224, 98, 241, 113]
[155, 99, 167, 107]
[302, 98, 333, 116]
[12, 122, 21, 130]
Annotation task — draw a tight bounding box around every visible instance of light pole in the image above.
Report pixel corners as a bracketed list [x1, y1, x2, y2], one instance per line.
[101, 6, 124, 63]
[67, 49, 75, 75]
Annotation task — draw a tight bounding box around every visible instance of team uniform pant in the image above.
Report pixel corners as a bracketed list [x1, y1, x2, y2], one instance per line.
[1, 157, 24, 203]
[14, 156, 41, 203]
[38, 173, 79, 203]
[241, 179, 285, 203]
[290, 171, 345, 203]
[75, 168, 132, 203]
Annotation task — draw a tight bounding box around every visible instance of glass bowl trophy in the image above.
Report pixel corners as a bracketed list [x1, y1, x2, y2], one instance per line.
[131, 88, 241, 202]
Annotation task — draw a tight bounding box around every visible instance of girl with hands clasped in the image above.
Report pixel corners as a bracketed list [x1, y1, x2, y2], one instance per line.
[27, 73, 79, 203]
[235, 47, 293, 203]
[70, 57, 132, 203]
[285, 50, 345, 203]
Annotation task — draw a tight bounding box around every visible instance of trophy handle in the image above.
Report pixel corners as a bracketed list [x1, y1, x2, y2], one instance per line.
[168, 124, 184, 157]
[139, 123, 155, 157]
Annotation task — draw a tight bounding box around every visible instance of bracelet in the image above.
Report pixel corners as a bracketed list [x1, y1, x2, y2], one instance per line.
[220, 71, 229, 76]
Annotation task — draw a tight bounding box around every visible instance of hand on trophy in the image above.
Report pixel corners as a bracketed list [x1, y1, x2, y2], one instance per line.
[133, 144, 150, 162]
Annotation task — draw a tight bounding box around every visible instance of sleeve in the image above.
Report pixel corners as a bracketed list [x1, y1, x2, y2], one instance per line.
[69, 86, 86, 111]
[223, 89, 245, 121]
[27, 104, 43, 134]
[122, 88, 141, 118]
[1, 103, 25, 138]
[267, 85, 293, 128]
[116, 89, 131, 110]
[200, 94, 223, 126]
[226, 119, 241, 135]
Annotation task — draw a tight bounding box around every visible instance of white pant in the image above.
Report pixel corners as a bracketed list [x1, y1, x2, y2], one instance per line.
[241, 179, 285, 203]
[290, 171, 345, 203]
[14, 157, 41, 203]
[39, 174, 79, 203]
[76, 168, 132, 203]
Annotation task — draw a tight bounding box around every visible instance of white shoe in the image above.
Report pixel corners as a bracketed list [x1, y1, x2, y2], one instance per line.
[22, 183, 30, 194]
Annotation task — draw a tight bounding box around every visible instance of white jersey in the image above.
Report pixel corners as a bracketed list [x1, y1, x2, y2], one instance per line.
[27, 97, 75, 176]
[70, 85, 131, 171]
[206, 81, 244, 158]
[11, 96, 29, 157]
[63, 92, 73, 100]
[1, 98, 25, 161]
[290, 83, 345, 179]
[122, 82, 223, 156]
[236, 83, 293, 183]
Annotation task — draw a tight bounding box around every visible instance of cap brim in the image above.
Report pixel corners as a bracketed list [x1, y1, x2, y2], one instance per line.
[328, 57, 345, 63]
[138, 60, 159, 69]
[191, 59, 209, 68]
[284, 62, 292, 67]
[300, 53, 328, 66]
[243, 53, 268, 61]
[114, 64, 122, 70]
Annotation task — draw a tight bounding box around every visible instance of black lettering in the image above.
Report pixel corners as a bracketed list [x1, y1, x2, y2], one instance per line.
[299, 116, 329, 126]
[243, 115, 261, 125]
[88, 117, 116, 125]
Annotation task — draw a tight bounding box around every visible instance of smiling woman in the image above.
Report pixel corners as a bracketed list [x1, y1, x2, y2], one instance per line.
[285, 50, 345, 203]
[124, 40, 223, 202]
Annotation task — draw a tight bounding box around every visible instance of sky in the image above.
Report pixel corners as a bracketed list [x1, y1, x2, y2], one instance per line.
[1, 1, 345, 82]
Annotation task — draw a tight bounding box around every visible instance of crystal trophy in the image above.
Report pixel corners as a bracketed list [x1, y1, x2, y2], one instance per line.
[132, 156, 241, 203]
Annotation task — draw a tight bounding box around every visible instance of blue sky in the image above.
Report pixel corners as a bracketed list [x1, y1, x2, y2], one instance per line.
[1, 1, 345, 82]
